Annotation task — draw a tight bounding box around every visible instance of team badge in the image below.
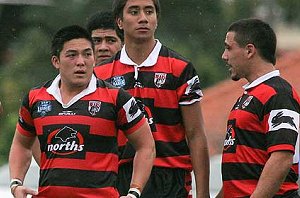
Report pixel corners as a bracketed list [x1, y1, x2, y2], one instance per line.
[88, 101, 101, 116]
[154, 73, 167, 88]
[241, 96, 253, 109]
[37, 101, 52, 116]
[111, 76, 125, 88]
[269, 109, 299, 132]
[223, 120, 237, 153]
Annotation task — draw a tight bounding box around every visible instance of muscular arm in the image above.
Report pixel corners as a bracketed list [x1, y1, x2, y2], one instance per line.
[250, 151, 293, 198]
[32, 138, 41, 166]
[181, 102, 210, 198]
[9, 129, 38, 197]
[126, 121, 155, 192]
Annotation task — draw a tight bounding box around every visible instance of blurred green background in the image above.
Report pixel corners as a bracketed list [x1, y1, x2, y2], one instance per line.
[1, 0, 300, 165]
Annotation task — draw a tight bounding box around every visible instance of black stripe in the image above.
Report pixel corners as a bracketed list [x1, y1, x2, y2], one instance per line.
[235, 128, 266, 150]
[267, 129, 298, 148]
[222, 162, 263, 181]
[39, 124, 117, 154]
[119, 140, 190, 160]
[222, 163, 297, 183]
[154, 107, 181, 125]
[31, 100, 117, 120]
[40, 168, 117, 188]
[155, 140, 189, 157]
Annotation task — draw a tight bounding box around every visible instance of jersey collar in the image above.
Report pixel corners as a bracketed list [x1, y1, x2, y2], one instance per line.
[120, 39, 162, 67]
[47, 74, 97, 108]
[243, 70, 280, 90]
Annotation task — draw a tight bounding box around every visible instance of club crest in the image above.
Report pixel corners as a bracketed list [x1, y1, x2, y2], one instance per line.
[154, 73, 167, 88]
[88, 101, 101, 116]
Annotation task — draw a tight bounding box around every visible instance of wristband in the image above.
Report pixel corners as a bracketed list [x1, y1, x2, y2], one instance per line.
[10, 178, 23, 196]
[127, 187, 141, 198]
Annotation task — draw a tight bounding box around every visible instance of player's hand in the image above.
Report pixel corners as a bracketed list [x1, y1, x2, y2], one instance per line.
[12, 186, 38, 198]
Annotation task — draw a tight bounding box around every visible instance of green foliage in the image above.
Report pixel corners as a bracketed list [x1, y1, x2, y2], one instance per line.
[1, 0, 300, 165]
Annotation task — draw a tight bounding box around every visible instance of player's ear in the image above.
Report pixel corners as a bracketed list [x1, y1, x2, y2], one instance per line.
[245, 44, 256, 58]
[51, 56, 60, 70]
[116, 18, 123, 30]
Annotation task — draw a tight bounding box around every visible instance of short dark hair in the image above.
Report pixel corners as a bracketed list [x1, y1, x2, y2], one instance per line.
[86, 11, 123, 41]
[112, 0, 160, 37]
[227, 18, 277, 65]
[51, 25, 94, 57]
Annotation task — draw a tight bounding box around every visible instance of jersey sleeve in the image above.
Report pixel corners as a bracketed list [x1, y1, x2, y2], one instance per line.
[116, 88, 146, 135]
[16, 92, 36, 137]
[266, 93, 300, 154]
[177, 62, 203, 105]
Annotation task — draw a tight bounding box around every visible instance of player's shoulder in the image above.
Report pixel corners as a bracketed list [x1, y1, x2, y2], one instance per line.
[160, 45, 190, 63]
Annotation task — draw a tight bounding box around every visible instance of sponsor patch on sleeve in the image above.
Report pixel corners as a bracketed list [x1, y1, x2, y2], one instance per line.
[123, 98, 142, 123]
[268, 109, 299, 132]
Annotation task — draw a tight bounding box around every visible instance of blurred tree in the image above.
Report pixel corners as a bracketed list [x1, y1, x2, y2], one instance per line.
[1, 0, 300, 165]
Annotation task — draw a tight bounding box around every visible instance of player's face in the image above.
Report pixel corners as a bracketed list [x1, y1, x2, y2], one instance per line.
[52, 38, 95, 90]
[92, 28, 122, 65]
[117, 0, 157, 42]
[222, 32, 249, 81]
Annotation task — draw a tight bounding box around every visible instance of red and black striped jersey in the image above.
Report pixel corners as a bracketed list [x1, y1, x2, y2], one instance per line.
[222, 71, 300, 197]
[17, 75, 146, 198]
[94, 40, 203, 170]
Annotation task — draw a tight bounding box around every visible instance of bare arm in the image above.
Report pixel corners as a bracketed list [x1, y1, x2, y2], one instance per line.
[126, 121, 155, 192]
[250, 151, 293, 198]
[181, 102, 210, 198]
[9, 129, 38, 197]
[32, 138, 41, 166]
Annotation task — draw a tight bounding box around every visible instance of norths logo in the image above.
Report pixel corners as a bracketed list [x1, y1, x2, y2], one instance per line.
[47, 126, 84, 155]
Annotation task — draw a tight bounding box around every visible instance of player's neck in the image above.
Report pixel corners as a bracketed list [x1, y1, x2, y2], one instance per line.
[125, 38, 156, 65]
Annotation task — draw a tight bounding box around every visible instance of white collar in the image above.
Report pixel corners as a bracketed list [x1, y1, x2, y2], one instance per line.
[243, 70, 280, 90]
[120, 39, 162, 67]
[46, 74, 97, 108]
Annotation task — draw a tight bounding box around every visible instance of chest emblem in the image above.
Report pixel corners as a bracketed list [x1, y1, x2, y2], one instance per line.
[37, 101, 52, 116]
[88, 101, 101, 116]
[154, 73, 167, 88]
[111, 76, 125, 88]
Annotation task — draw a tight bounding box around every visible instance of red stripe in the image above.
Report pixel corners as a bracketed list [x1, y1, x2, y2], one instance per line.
[155, 56, 187, 77]
[267, 144, 295, 154]
[29, 87, 53, 104]
[277, 182, 299, 194]
[127, 87, 179, 108]
[40, 152, 118, 173]
[94, 55, 188, 79]
[291, 163, 298, 173]
[222, 145, 268, 164]
[34, 116, 116, 136]
[124, 117, 147, 135]
[223, 179, 257, 197]
[292, 88, 300, 103]
[223, 180, 298, 197]
[20, 106, 34, 126]
[17, 124, 35, 137]
[35, 186, 119, 198]
[248, 83, 276, 105]
[84, 87, 118, 104]
[153, 123, 186, 142]
[229, 109, 266, 134]
[154, 155, 192, 170]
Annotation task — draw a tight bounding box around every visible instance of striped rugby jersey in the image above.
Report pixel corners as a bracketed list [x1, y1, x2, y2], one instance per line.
[17, 75, 146, 198]
[94, 40, 203, 170]
[222, 71, 300, 197]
